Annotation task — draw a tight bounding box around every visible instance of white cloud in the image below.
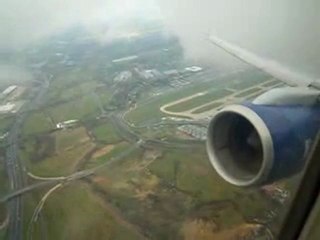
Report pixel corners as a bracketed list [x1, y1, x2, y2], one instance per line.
[158, 0, 320, 76]
[0, 0, 161, 49]
[0, 0, 319, 78]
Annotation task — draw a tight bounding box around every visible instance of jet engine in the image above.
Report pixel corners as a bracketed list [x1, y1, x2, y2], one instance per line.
[206, 87, 320, 186]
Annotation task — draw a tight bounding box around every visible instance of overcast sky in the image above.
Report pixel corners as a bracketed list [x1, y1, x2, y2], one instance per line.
[0, 0, 161, 49]
[159, 0, 320, 78]
[1, 0, 319, 78]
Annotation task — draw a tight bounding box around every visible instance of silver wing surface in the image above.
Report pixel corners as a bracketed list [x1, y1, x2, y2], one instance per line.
[209, 36, 319, 89]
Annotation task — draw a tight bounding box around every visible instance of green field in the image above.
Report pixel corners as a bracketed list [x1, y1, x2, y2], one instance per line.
[192, 102, 223, 114]
[148, 152, 177, 182]
[0, 231, 5, 240]
[0, 159, 8, 225]
[23, 112, 53, 135]
[306, 205, 320, 240]
[0, 157, 8, 238]
[24, 183, 141, 240]
[86, 142, 132, 168]
[262, 79, 280, 87]
[166, 89, 232, 113]
[27, 127, 94, 176]
[0, 199, 7, 225]
[0, 116, 13, 134]
[247, 90, 268, 101]
[47, 95, 100, 123]
[42, 67, 113, 123]
[89, 145, 275, 239]
[92, 123, 122, 144]
[227, 71, 270, 90]
[149, 148, 242, 201]
[234, 87, 261, 98]
[44, 68, 99, 101]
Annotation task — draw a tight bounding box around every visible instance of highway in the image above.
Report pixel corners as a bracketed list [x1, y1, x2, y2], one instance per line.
[1, 181, 59, 203]
[2, 74, 203, 240]
[27, 183, 63, 240]
[109, 114, 205, 150]
[4, 76, 50, 240]
[6, 119, 25, 240]
[1, 141, 142, 204]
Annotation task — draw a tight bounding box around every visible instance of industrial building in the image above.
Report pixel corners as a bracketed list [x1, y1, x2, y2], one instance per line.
[178, 125, 207, 140]
[56, 120, 79, 129]
[185, 66, 203, 73]
[114, 71, 132, 82]
[135, 68, 163, 81]
[0, 102, 16, 114]
[112, 55, 138, 64]
[163, 69, 179, 76]
[2, 85, 17, 96]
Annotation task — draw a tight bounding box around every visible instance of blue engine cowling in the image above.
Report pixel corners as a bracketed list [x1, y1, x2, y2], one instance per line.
[206, 88, 320, 187]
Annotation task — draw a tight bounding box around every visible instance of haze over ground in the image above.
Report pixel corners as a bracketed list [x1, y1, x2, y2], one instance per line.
[0, 0, 319, 78]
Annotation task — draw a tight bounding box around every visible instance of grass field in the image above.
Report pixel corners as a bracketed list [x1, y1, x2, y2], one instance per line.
[86, 142, 134, 169]
[148, 147, 273, 216]
[91, 157, 187, 239]
[24, 183, 141, 240]
[227, 71, 270, 90]
[29, 127, 95, 176]
[45, 68, 98, 97]
[148, 152, 176, 182]
[48, 95, 100, 123]
[192, 102, 223, 114]
[101, 145, 244, 204]
[166, 89, 232, 113]
[306, 204, 320, 240]
[42, 68, 106, 123]
[149, 147, 243, 201]
[0, 116, 13, 134]
[59, 81, 100, 102]
[0, 161, 8, 225]
[55, 127, 89, 150]
[19, 136, 38, 164]
[87, 145, 275, 240]
[247, 90, 268, 101]
[0, 159, 8, 192]
[181, 221, 260, 240]
[234, 87, 261, 98]
[262, 79, 279, 87]
[92, 123, 122, 144]
[0, 157, 8, 236]
[0, 201, 6, 222]
[23, 112, 53, 135]
[0, 231, 5, 240]
[44, 67, 114, 113]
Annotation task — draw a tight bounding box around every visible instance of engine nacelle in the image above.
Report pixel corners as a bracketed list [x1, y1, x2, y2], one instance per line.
[206, 88, 320, 187]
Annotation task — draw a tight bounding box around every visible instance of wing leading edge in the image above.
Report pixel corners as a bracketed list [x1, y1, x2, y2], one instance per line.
[208, 35, 319, 89]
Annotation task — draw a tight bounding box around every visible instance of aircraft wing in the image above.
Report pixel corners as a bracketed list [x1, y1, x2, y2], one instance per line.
[208, 36, 319, 89]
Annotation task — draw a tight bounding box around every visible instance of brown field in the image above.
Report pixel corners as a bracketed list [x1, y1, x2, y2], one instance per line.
[181, 220, 261, 240]
[92, 145, 115, 159]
